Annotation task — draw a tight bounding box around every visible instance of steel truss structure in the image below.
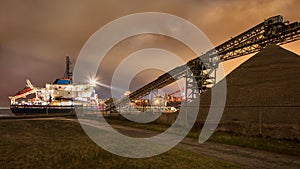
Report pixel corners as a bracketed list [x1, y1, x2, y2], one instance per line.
[106, 15, 300, 110]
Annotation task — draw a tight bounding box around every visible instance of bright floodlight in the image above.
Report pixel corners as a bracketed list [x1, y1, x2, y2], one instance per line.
[89, 78, 97, 86]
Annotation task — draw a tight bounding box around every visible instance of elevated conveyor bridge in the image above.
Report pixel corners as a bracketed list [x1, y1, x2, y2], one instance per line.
[106, 15, 300, 111]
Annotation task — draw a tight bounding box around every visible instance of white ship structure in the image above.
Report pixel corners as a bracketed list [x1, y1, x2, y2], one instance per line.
[9, 57, 99, 115]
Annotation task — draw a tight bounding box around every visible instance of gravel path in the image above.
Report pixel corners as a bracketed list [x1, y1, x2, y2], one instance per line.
[110, 122, 300, 169]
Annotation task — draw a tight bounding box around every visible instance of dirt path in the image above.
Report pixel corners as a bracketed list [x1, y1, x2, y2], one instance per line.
[4, 117, 300, 169]
[109, 123, 300, 169]
[178, 139, 299, 169]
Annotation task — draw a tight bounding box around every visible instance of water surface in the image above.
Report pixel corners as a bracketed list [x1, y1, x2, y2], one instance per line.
[0, 108, 14, 116]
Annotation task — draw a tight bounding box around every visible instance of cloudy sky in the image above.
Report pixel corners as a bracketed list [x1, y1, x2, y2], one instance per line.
[0, 0, 299, 106]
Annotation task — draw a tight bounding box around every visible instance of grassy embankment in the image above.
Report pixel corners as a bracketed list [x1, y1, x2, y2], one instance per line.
[0, 119, 241, 169]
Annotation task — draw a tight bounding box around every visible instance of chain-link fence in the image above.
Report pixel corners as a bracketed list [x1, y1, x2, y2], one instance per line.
[155, 105, 300, 140]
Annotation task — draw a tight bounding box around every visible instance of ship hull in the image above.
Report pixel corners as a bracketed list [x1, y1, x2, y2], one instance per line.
[10, 105, 75, 116]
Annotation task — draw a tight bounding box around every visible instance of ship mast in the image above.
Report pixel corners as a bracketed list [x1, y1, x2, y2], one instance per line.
[64, 56, 73, 82]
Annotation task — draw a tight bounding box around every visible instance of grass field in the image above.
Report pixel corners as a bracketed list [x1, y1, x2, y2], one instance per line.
[0, 119, 241, 169]
[105, 118, 300, 156]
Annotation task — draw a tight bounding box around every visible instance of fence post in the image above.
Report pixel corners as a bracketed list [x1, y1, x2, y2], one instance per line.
[259, 106, 262, 135]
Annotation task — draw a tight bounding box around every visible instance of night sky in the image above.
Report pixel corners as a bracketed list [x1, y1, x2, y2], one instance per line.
[0, 0, 299, 106]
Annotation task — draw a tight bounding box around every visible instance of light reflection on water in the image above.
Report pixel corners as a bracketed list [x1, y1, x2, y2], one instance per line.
[0, 108, 13, 116]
